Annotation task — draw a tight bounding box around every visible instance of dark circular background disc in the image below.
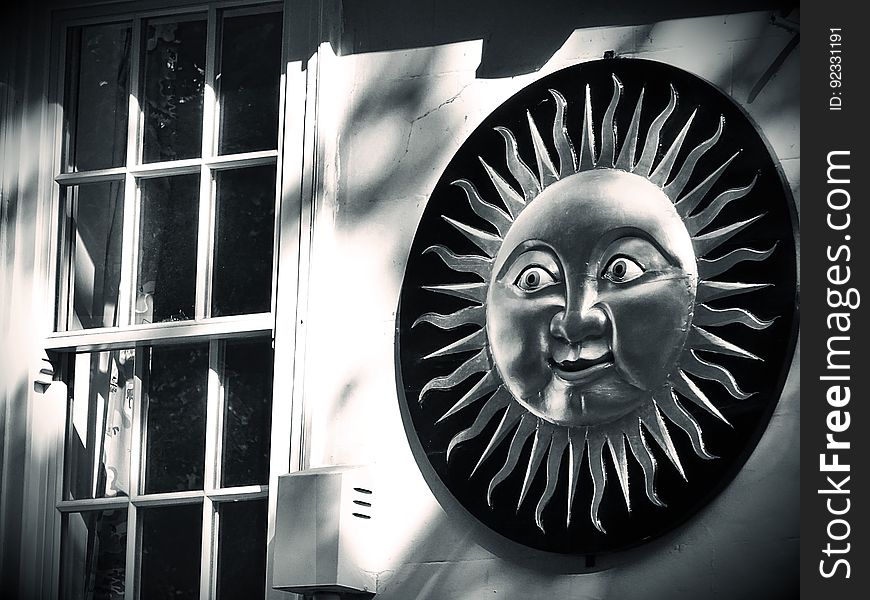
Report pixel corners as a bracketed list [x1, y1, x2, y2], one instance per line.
[396, 58, 798, 556]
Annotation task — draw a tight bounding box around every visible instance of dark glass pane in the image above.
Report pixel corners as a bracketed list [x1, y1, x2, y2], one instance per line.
[142, 16, 206, 163]
[60, 509, 127, 600]
[69, 182, 124, 330]
[217, 10, 282, 155]
[211, 165, 276, 317]
[140, 504, 202, 599]
[143, 344, 208, 494]
[64, 23, 131, 172]
[136, 174, 199, 324]
[216, 499, 267, 600]
[65, 350, 135, 501]
[221, 339, 273, 487]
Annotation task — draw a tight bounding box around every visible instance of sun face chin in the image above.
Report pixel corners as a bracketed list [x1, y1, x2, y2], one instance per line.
[411, 74, 777, 534]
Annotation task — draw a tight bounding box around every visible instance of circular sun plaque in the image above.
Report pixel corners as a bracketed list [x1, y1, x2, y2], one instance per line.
[396, 59, 798, 555]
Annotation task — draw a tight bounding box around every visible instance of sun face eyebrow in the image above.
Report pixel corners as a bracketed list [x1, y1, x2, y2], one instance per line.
[495, 241, 561, 282]
[596, 227, 684, 271]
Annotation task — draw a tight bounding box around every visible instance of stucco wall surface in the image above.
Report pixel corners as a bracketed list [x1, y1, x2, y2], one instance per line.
[298, 6, 799, 600]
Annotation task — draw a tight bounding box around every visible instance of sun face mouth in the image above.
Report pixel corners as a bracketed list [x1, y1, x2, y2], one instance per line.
[549, 353, 615, 383]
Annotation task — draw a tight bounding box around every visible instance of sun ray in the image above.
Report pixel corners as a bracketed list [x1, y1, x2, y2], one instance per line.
[413, 305, 486, 330]
[494, 126, 541, 201]
[535, 427, 568, 531]
[423, 327, 487, 359]
[684, 176, 757, 236]
[518, 424, 554, 509]
[697, 244, 777, 279]
[606, 431, 631, 511]
[472, 399, 524, 476]
[664, 115, 724, 199]
[634, 84, 677, 176]
[688, 326, 761, 361]
[639, 403, 686, 480]
[549, 89, 576, 178]
[680, 350, 752, 399]
[649, 108, 696, 187]
[587, 433, 608, 533]
[696, 280, 770, 303]
[674, 151, 739, 217]
[446, 390, 511, 461]
[598, 74, 622, 168]
[626, 424, 664, 507]
[579, 84, 596, 169]
[654, 389, 715, 459]
[693, 304, 775, 330]
[422, 281, 488, 304]
[412, 71, 786, 535]
[420, 349, 490, 399]
[480, 158, 526, 219]
[566, 428, 587, 526]
[423, 244, 491, 279]
[692, 214, 765, 257]
[614, 87, 644, 171]
[451, 179, 514, 238]
[437, 370, 502, 422]
[670, 370, 729, 424]
[487, 414, 537, 504]
[527, 111, 559, 187]
[443, 216, 502, 258]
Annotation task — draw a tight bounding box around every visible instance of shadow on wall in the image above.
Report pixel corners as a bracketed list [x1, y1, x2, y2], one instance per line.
[289, 0, 797, 77]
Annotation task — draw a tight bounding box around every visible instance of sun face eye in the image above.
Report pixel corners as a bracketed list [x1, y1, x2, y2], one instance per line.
[602, 256, 645, 283]
[514, 265, 558, 292]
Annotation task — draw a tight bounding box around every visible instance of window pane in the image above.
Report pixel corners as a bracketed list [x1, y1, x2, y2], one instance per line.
[136, 174, 199, 324]
[211, 165, 276, 317]
[65, 351, 135, 501]
[139, 504, 202, 599]
[143, 344, 208, 494]
[217, 10, 282, 155]
[221, 339, 273, 487]
[216, 499, 267, 600]
[142, 16, 207, 163]
[60, 509, 127, 600]
[64, 23, 131, 172]
[67, 182, 125, 330]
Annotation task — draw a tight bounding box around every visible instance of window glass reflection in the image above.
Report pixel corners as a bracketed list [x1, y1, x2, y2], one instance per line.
[68, 182, 125, 330]
[217, 10, 282, 155]
[136, 174, 199, 324]
[64, 23, 131, 172]
[142, 16, 207, 163]
[143, 344, 208, 494]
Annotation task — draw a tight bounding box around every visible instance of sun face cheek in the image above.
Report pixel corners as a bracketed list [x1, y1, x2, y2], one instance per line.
[603, 276, 695, 389]
[487, 285, 558, 399]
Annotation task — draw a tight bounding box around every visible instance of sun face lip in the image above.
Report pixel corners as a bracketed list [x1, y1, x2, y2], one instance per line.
[549, 354, 614, 383]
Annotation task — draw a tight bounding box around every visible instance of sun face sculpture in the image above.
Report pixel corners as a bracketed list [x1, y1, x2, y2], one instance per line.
[399, 60, 796, 552]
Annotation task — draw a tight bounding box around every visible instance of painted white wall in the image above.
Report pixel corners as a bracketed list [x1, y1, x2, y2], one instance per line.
[298, 8, 799, 599]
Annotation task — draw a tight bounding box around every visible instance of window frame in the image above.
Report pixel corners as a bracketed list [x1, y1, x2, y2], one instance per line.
[36, 1, 315, 598]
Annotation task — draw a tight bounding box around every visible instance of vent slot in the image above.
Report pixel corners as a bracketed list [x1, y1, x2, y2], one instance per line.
[353, 487, 372, 494]
[352, 512, 371, 519]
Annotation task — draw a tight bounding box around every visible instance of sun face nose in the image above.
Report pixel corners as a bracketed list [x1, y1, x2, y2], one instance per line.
[549, 303, 608, 346]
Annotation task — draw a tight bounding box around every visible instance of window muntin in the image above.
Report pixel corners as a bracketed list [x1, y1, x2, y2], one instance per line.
[54, 4, 283, 599]
[56, 4, 283, 333]
[59, 338, 274, 598]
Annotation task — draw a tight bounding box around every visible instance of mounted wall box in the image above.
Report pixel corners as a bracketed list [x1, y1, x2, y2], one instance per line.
[272, 465, 377, 596]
